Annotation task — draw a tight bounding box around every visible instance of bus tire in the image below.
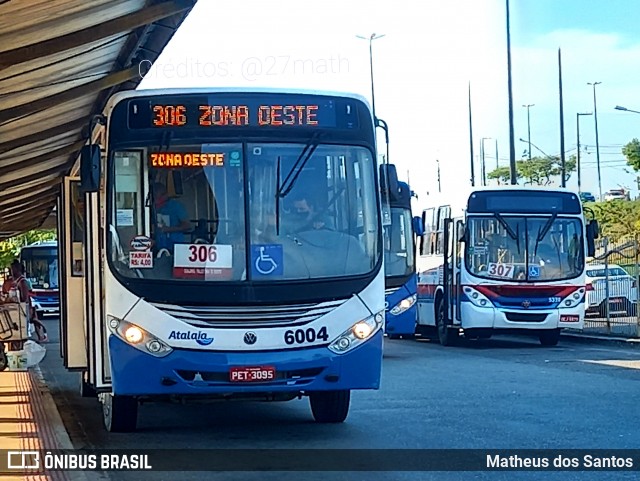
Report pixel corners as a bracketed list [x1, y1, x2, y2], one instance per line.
[387, 333, 401, 340]
[539, 329, 561, 346]
[436, 299, 458, 346]
[103, 394, 137, 432]
[309, 390, 350, 423]
[79, 373, 96, 398]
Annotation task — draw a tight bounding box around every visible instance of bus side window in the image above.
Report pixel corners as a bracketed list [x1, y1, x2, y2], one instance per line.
[420, 208, 435, 256]
[435, 205, 450, 255]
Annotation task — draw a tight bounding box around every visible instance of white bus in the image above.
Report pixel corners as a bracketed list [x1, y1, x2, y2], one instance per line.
[57, 88, 390, 431]
[415, 186, 598, 346]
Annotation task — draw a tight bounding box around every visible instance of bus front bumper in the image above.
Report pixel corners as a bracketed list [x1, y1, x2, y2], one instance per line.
[459, 302, 584, 330]
[108, 331, 383, 396]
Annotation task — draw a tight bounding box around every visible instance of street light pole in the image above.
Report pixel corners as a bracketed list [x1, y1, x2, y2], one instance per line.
[615, 105, 640, 115]
[518, 138, 553, 159]
[588, 81, 602, 200]
[576, 112, 592, 193]
[481, 137, 492, 186]
[356, 33, 385, 122]
[523, 104, 534, 160]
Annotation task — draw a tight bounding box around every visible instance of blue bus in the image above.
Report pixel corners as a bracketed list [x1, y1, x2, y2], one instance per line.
[383, 181, 423, 338]
[19, 240, 60, 318]
[59, 88, 391, 432]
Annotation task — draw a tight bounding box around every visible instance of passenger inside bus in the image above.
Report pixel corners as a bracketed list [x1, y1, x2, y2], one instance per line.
[152, 181, 191, 252]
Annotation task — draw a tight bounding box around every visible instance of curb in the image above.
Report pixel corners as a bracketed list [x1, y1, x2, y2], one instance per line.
[30, 366, 91, 481]
[561, 331, 640, 346]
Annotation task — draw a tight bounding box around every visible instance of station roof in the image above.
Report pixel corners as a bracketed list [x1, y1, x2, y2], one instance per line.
[0, 0, 195, 240]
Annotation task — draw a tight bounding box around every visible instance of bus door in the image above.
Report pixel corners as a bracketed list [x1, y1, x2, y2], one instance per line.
[440, 206, 453, 320]
[83, 180, 111, 390]
[452, 219, 465, 325]
[59, 177, 87, 370]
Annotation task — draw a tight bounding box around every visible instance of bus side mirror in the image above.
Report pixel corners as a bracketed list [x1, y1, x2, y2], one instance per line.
[589, 219, 599, 239]
[80, 144, 101, 193]
[412, 216, 424, 236]
[586, 220, 599, 257]
[457, 220, 467, 242]
[379, 164, 399, 199]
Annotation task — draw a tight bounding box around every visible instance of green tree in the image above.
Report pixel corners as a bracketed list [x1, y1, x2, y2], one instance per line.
[622, 138, 640, 171]
[0, 229, 57, 270]
[487, 155, 576, 186]
[588, 199, 640, 240]
[487, 166, 512, 184]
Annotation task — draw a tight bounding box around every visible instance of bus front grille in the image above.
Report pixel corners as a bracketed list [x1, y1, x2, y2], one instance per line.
[149, 299, 347, 328]
[504, 312, 548, 323]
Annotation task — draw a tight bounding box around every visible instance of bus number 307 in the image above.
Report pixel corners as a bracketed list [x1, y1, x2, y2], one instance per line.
[284, 327, 329, 345]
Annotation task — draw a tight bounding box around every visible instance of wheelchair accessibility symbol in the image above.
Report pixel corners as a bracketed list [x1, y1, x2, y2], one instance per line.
[251, 244, 283, 276]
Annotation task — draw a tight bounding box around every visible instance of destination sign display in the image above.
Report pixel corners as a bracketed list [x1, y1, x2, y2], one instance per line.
[150, 152, 225, 168]
[127, 95, 360, 130]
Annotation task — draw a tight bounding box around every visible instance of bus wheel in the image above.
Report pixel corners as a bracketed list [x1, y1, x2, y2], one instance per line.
[102, 394, 138, 432]
[539, 329, 561, 346]
[436, 300, 458, 346]
[387, 334, 401, 340]
[309, 390, 350, 423]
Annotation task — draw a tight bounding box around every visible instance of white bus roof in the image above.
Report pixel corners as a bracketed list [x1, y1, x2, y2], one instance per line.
[414, 184, 581, 217]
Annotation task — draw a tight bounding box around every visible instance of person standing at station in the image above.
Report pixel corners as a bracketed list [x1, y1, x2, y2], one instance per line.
[10, 260, 48, 343]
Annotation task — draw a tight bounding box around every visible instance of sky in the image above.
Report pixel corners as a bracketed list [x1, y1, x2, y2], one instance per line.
[138, 0, 640, 208]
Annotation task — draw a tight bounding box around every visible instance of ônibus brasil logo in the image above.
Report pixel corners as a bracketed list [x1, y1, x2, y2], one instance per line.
[168, 330, 213, 346]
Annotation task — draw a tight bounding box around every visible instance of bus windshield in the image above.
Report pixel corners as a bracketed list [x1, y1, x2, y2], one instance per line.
[109, 142, 380, 283]
[384, 207, 414, 279]
[20, 247, 59, 289]
[464, 215, 584, 282]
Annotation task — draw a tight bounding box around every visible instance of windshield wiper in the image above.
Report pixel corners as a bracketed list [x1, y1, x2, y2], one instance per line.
[276, 131, 322, 199]
[275, 156, 282, 235]
[534, 211, 557, 256]
[273, 132, 322, 235]
[493, 212, 520, 254]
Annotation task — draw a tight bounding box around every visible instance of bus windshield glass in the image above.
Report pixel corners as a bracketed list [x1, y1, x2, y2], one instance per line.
[109, 143, 380, 283]
[464, 216, 584, 282]
[384, 207, 414, 278]
[20, 247, 59, 289]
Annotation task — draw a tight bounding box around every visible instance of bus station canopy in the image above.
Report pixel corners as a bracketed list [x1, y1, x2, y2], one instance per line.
[0, 0, 195, 241]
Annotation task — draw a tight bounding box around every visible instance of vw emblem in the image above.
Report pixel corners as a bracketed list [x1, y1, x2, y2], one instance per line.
[243, 332, 257, 345]
[522, 300, 531, 309]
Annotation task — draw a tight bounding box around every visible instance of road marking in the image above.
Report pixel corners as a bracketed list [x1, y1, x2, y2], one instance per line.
[582, 359, 640, 370]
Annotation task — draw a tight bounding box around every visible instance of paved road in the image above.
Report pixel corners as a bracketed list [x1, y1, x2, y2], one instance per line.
[38, 317, 640, 481]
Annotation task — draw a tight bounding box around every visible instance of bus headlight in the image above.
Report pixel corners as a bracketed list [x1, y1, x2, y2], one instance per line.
[463, 286, 492, 308]
[559, 288, 585, 308]
[107, 316, 172, 357]
[328, 312, 383, 354]
[124, 326, 144, 344]
[389, 294, 417, 315]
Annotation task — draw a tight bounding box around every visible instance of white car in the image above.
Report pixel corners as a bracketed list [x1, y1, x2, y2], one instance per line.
[585, 264, 637, 317]
[603, 189, 629, 201]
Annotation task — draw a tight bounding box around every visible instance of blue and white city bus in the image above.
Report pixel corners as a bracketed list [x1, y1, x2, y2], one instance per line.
[415, 186, 598, 346]
[383, 181, 423, 338]
[58, 88, 390, 432]
[19, 240, 60, 318]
